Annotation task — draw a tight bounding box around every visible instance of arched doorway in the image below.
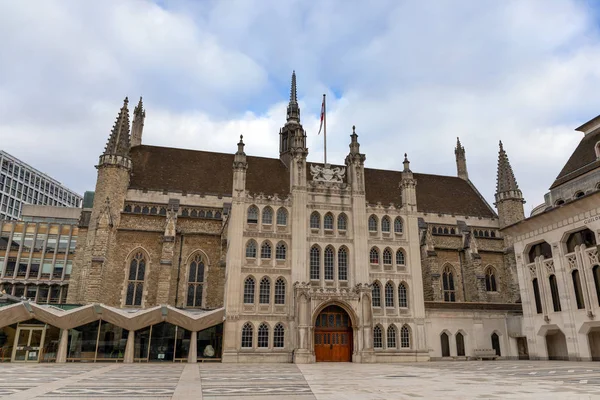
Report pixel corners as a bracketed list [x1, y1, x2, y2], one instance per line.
[491, 333, 501, 356]
[440, 332, 450, 357]
[588, 328, 600, 361]
[314, 305, 352, 362]
[546, 329, 568, 360]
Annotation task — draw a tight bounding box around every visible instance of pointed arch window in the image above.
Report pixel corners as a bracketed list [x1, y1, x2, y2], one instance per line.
[276, 208, 287, 226]
[383, 248, 392, 265]
[456, 332, 465, 356]
[125, 251, 146, 306]
[394, 217, 403, 233]
[491, 333, 501, 356]
[324, 213, 334, 230]
[373, 325, 383, 348]
[247, 205, 259, 224]
[381, 216, 391, 233]
[372, 282, 381, 307]
[186, 253, 205, 308]
[275, 242, 286, 260]
[401, 325, 410, 348]
[273, 323, 285, 348]
[485, 267, 497, 292]
[387, 325, 397, 349]
[261, 241, 272, 259]
[532, 278, 543, 314]
[370, 247, 380, 264]
[310, 246, 320, 280]
[245, 240, 257, 258]
[442, 266, 456, 302]
[324, 246, 334, 280]
[243, 277, 255, 304]
[396, 249, 405, 266]
[398, 282, 408, 308]
[259, 277, 270, 304]
[275, 278, 285, 304]
[549, 274, 561, 312]
[337, 213, 347, 231]
[572, 269, 584, 310]
[258, 323, 269, 348]
[338, 247, 348, 281]
[385, 281, 394, 308]
[262, 207, 273, 225]
[368, 215, 378, 232]
[310, 212, 320, 229]
[241, 323, 253, 348]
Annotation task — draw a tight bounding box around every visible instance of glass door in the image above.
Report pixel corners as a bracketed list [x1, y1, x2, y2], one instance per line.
[12, 327, 45, 362]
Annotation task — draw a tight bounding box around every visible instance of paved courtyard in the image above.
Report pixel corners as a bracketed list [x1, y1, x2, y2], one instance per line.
[1, 361, 600, 399]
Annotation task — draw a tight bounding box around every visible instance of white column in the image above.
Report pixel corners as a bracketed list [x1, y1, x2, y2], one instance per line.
[55, 328, 68, 363]
[124, 330, 135, 363]
[187, 331, 197, 363]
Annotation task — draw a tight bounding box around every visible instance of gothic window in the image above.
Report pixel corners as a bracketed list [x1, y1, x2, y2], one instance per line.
[275, 278, 285, 304]
[324, 246, 334, 280]
[243, 277, 255, 304]
[200, 210, 206, 218]
[398, 282, 408, 308]
[241, 323, 253, 348]
[134, 205, 141, 213]
[276, 208, 287, 226]
[258, 323, 269, 348]
[215, 211, 221, 219]
[549, 274, 561, 312]
[532, 278, 543, 314]
[381, 216, 391, 233]
[245, 240, 257, 258]
[373, 325, 383, 348]
[401, 325, 410, 348]
[383, 248, 392, 265]
[443, 227, 449, 234]
[572, 270, 584, 309]
[150, 206, 157, 215]
[450, 228, 456, 235]
[441, 332, 450, 357]
[191, 209, 198, 217]
[259, 277, 270, 304]
[484, 230, 489, 237]
[528, 241, 553, 263]
[142, 206, 149, 214]
[324, 213, 334, 230]
[261, 207, 273, 225]
[594, 265, 600, 307]
[273, 323, 284, 348]
[337, 213, 347, 231]
[124, 204, 132, 212]
[275, 242, 286, 260]
[478, 230, 484, 237]
[125, 251, 146, 306]
[338, 247, 348, 281]
[385, 281, 394, 308]
[181, 208, 188, 217]
[261, 241, 272, 259]
[491, 231, 496, 238]
[456, 332, 465, 356]
[485, 267, 497, 292]
[310, 246, 320, 280]
[432, 226, 438, 234]
[575, 191, 585, 199]
[387, 325, 397, 349]
[368, 215, 378, 232]
[491, 333, 501, 356]
[442, 265, 456, 302]
[186, 253, 205, 308]
[247, 205, 259, 224]
[372, 282, 381, 307]
[370, 247, 380, 264]
[310, 212, 320, 229]
[394, 217, 403, 233]
[566, 228, 597, 253]
[396, 249, 405, 266]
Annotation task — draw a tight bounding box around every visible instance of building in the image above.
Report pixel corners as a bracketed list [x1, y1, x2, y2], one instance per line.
[503, 115, 600, 361]
[0, 150, 82, 221]
[0, 74, 527, 364]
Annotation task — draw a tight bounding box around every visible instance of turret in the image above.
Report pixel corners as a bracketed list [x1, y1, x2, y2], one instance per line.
[130, 97, 145, 148]
[494, 141, 525, 228]
[279, 71, 306, 167]
[455, 137, 469, 180]
[345, 125, 366, 192]
[233, 135, 248, 193]
[400, 153, 417, 210]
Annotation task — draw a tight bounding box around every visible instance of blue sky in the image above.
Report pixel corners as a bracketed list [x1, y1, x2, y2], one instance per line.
[1, 0, 600, 213]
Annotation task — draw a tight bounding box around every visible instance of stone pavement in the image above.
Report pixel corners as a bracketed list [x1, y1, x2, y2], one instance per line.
[1, 361, 600, 399]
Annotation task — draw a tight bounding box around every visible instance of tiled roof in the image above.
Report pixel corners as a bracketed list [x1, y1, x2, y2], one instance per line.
[130, 145, 496, 218]
[550, 129, 600, 189]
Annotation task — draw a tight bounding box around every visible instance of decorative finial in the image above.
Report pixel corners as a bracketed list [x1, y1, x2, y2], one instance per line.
[124, 96, 129, 106]
[352, 125, 356, 133]
[499, 140, 504, 151]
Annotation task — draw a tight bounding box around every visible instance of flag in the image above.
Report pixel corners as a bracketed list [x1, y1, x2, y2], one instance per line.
[317, 95, 325, 135]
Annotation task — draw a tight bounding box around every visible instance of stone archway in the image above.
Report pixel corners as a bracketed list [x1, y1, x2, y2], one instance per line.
[314, 305, 353, 362]
[546, 329, 568, 360]
[588, 328, 600, 361]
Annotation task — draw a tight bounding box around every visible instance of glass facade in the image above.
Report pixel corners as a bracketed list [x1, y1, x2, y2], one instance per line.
[134, 322, 190, 362]
[197, 324, 223, 359]
[67, 320, 128, 362]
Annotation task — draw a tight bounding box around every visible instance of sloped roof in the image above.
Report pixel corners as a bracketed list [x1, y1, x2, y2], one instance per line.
[550, 128, 600, 189]
[130, 145, 495, 218]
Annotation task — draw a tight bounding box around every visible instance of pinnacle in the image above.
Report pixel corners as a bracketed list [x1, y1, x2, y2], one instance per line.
[103, 97, 131, 157]
[290, 71, 297, 103]
[496, 140, 519, 194]
[286, 70, 300, 123]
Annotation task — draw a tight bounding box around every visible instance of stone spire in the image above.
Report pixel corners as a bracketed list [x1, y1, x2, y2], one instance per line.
[130, 96, 145, 148]
[401, 153, 417, 210]
[494, 140, 525, 227]
[403, 153, 411, 173]
[496, 141, 521, 194]
[286, 71, 300, 124]
[455, 137, 468, 180]
[103, 97, 131, 157]
[349, 125, 360, 155]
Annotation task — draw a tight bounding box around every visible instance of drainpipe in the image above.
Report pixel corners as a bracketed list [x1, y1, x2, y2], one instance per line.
[174, 233, 184, 307]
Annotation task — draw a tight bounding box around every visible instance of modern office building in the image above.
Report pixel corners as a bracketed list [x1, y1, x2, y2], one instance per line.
[0, 150, 82, 221]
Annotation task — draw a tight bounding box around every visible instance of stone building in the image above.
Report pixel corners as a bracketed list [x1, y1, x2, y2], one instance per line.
[0, 73, 527, 363]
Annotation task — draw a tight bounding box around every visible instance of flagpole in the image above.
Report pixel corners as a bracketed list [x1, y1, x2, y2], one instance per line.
[323, 94, 327, 165]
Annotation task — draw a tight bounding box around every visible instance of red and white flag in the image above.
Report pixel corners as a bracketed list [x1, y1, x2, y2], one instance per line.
[317, 94, 325, 135]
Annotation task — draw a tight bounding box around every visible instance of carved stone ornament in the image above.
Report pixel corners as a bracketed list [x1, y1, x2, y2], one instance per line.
[310, 163, 345, 183]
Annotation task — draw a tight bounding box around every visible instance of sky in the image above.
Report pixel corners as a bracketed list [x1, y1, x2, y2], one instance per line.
[1, 0, 600, 214]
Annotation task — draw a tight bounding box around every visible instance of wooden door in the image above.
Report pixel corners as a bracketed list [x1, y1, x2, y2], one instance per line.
[314, 305, 352, 362]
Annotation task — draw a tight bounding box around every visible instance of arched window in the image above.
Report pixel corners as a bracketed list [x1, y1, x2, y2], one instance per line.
[275, 242, 286, 260]
[134, 205, 141, 213]
[247, 205, 259, 224]
[485, 267, 497, 292]
[400, 325, 410, 348]
[262, 206, 273, 225]
[273, 323, 284, 348]
[276, 208, 288, 226]
[394, 217, 403, 233]
[555, 199, 565, 206]
[310, 246, 320, 280]
[324, 246, 334, 280]
[324, 213, 334, 230]
[186, 253, 205, 308]
[383, 248, 392, 265]
[450, 228, 456, 235]
[387, 325, 397, 348]
[528, 241, 553, 262]
[385, 282, 394, 308]
[373, 326, 383, 348]
[368, 215, 378, 232]
[442, 265, 456, 302]
[243, 277, 255, 304]
[258, 323, 269, 348]
[261, 241, 272, 259]
[310, 212, 320, 229]
[398, 282, 408, 308]
[549, 274, 561, 312]
[241, 323, 253, 348]
[443, 228, 449, 234]
[259, 277, 270, 304]
[491, 231, 496, 238]
[125, 251, 146, 306]
[441, 332, 450, 357]
[432, 227, 438, 234]
[381, 216, 391, 233]
[338, 247, 348, 281]
[575, 191, 585, 199]
[572, 269, 584, 310]
[566, 228, 597, 253]
[594, 265, 600, 307]
[491, 333, 501, 356]
[337, 213, 347, 231]
[456, 332, 465, 356]
[532, 278, 543, 314]
[372, 282, 381, 307]
[478, 230, 484, 237]
[275, 278, 285, 305]
[396, 249, 405, 266]
[484, 230, 489, 237]
[370, 247, 380, 264]
[245, 240, 257, 258]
